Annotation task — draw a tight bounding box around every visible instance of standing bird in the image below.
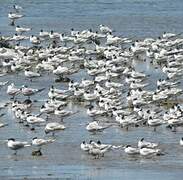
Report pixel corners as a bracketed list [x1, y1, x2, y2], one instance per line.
[13, 5, 23, 12]
[7, 83, 20, 99]
[6, 138, 31, 155]
[32, 137, 55, 155]
[8, 12, 24, 26]
[89, 145, 112, 159]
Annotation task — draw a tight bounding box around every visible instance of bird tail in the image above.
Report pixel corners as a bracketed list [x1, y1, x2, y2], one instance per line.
[0, 113, 5, 117]
[156, 151, 166, 156]
[24, 144, 31, 147]
[155, 148, 164, 156]
[47, 139, 56, 143]
[37, 88, 45, 93]
[72, 110, 80, 115]
[36, 112, 43, 117]
[102, 124, 112, 130]
[112, 145, 123, 150]
[101, 145, 112, 153]
[23, 142, 31, 147]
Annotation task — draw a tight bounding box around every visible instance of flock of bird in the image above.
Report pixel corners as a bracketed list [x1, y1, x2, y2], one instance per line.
[80, 138, 163, 159]
[0, 4, 183, 159]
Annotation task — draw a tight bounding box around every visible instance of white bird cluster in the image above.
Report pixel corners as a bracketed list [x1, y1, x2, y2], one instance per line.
[0, 4, 183, 160]
[80, 140, 121, 159]
[124, 138, 162, 157]
[80, 138, 163, 159]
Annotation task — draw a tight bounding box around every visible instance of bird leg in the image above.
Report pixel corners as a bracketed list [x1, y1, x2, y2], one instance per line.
[153, 127, 157, 132]
[126, 126, 129, 131]
[10, 96, 15, 100]
[172, 126, 176, 133]
[24, 122, 29, 127]
[13, 150, 17, 155]
[10, 20, 15, 26]
[38, 147, 43, 155]
[92, 131, 97, 135]
[32, 148, 43, 156]
[18, 119, 24, 124]
[30, 125, 35, 131]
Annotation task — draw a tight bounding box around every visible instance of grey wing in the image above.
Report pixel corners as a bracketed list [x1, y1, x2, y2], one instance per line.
[12, 142, 25, 150]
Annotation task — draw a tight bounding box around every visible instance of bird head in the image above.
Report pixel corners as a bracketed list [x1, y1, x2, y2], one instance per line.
[125, 145, 131, 148]
[97, 140, 101, 145]
[8, 138, 15, 142]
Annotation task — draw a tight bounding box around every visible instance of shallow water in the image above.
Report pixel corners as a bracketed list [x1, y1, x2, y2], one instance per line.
[1, 0, 183, 37]
[0, 0, 183, 179]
